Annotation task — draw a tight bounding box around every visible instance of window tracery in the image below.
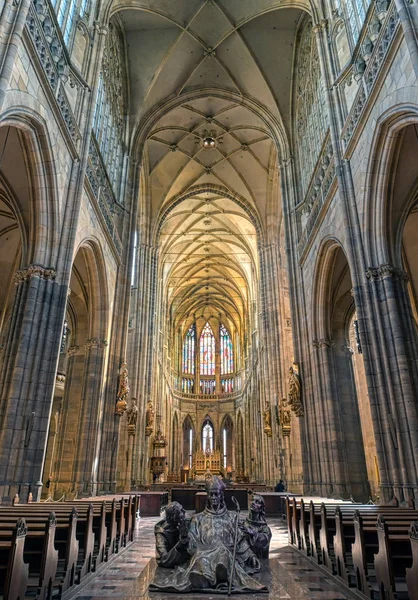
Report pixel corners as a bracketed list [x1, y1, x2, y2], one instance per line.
[202, 420, 214, 453]
[294, 19, 329, 200]
[92, 22, 126, 200]
[200, 322, 215, 376]
[182, 323, 196, 374]
[220, 324, 233, 374]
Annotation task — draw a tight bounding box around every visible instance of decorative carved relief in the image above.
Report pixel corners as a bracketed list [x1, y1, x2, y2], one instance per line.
[14, 265, 56, 284]
[342, 1, 399, 148]
[67, 345, 80, 357]
[85, 338, 108, 350]
[366, 264, 409, 282]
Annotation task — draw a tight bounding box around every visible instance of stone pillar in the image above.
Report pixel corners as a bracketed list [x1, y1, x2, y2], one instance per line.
[0, 266, 66, 501]
[364, 265, 418, 501]
[72, 338, 108, 496]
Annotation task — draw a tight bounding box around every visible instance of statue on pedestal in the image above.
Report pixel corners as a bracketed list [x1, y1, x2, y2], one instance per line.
[145, 400, 154, 436]
[288, 363, 304, 417]
[263, 400, 272, 436]
[279, 397, 292, 436]
[127, 398, 138, 435]
[150, 476, 268, 594]
[115, 362, 129, 416]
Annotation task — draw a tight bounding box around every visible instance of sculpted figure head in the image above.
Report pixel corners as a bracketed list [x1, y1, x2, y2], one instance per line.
[165, 501, 186, 527]
[250, 494, 266, 519]
[205, 475, 226, 512]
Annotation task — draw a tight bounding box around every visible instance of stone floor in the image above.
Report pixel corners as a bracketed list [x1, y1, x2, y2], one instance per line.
[72, 517, 355, 600]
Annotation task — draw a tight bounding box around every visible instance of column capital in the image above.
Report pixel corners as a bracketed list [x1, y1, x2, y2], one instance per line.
[365, 264, 409, 282]
[85, 338, 108, 350]
[14, 264, 56, 285]
[312, 337, 335, 349]
[67, 345, 80, 357]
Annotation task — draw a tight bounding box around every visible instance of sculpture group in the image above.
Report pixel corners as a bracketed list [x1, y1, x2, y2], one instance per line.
[150, 476, 271, 594]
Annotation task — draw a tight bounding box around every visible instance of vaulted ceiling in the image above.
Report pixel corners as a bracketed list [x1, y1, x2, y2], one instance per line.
[113, 0, 308, 339]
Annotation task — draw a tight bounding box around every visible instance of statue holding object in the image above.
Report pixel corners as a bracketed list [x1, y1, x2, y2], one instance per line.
[150, 476, 268, 594]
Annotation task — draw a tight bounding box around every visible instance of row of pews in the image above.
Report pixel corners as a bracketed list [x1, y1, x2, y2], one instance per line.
[286, 496, 418, 600]
[0, 494, 140, 600]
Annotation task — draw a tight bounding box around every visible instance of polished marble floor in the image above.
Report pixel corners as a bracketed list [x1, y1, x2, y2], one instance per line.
[73, 517, 354, 600]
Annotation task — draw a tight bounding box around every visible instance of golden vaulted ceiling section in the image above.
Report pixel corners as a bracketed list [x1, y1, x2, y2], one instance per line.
[112, 0, 309, 336]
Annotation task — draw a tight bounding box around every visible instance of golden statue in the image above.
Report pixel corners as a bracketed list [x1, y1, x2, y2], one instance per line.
[279, 398, 291, 436]
[145, 400, 155, 436]
[115, 362, 129, 415]
[263, 400, 272, 436]
[288, 363, 303, 417]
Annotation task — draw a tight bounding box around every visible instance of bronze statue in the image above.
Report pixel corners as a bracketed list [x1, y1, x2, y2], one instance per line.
[154, 502, 190, 568]
[150, 476, 268, 593]
[242, 495, 272, 558]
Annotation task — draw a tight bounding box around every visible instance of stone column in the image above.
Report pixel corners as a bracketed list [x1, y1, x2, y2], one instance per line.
[0, 266, 66, 501]
[72, 338, 108, 496]
[364, 265, 418, 501]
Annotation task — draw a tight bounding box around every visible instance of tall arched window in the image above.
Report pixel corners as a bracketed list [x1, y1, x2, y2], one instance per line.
[200, 322, 215, 375]
[182, 324, 196, 374]
[294, 19, 329, 199]
[51, 0, 79, 45]
[220, 324, 234, 374]
[92, 22, 126, 200]
[202, 420, 214, 453]
[334, 0, 370, 45]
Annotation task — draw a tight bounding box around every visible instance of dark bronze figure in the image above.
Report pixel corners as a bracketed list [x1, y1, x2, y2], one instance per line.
[150, 476, 268, 594]
[242, 494, 272, 558]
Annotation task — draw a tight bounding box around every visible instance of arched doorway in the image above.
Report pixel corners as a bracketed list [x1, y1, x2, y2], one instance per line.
[313, 242, 374, 500]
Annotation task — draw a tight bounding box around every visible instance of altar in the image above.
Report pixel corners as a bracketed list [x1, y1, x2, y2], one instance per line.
[191, 449, 224, 481]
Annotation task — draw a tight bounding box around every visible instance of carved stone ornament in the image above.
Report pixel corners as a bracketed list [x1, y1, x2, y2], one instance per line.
[153, 425, 167, 449]
[115, 361, 129, 416]
[288, 363, 304, 417]
[366, 264, 409, 282]
[14, 264, 56, 285]
[145, 400, 155, 436]
[263, 401, 272, 436]
[85, 338, 108, 350]
[279, 398, 291, 437]
[67, 345, 80, 357]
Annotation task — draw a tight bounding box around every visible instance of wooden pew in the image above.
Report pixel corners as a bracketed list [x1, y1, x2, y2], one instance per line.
[406, 521, 418, 600]
[0, 503, 94, 587]
[0, 517, 29, 600]
[374, 515, 412, 600]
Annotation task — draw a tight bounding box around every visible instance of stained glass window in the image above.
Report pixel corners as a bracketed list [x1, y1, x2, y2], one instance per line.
[220, 324, 234, 374]
[200, 322, 215, 375]
[182, 324, 196, 374]
[202, 421, 214, 453]
[223, 428, 227, 469]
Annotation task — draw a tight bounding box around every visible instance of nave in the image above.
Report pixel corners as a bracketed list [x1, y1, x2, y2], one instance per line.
[72, 516, 352, 600]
